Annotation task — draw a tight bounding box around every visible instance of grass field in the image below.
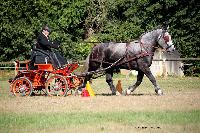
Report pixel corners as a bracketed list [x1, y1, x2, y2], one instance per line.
[0, 73, 200, 133]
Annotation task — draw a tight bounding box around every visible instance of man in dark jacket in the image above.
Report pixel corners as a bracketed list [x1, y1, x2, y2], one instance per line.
[37, 25, 59, 50]
[29, 25, 66, 69]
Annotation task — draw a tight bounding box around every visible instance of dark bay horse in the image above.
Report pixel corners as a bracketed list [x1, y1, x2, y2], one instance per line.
[84, 28, 175, 95]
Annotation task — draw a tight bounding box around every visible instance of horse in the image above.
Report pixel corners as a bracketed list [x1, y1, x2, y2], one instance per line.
[83, 27, 175, 95]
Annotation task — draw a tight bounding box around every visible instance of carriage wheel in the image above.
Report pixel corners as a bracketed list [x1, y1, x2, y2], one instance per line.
[45, 75, 68, 96]
[66, 76, 83, 96]
[11, 77, 33, 97]
[72, 76, 83, 88]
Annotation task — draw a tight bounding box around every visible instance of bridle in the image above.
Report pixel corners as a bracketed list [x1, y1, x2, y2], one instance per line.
[157, 30, 173, 51]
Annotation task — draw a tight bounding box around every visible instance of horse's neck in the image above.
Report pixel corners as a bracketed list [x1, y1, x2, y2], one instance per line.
[140, 29, 162, 52]
[141, 30, 160, 43]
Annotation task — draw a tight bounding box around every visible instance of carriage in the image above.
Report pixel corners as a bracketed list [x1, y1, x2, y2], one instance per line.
[9, 60, 83, 97]
[9, 27, 175, 96]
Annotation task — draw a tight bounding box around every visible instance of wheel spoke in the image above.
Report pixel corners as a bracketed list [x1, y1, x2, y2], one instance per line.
[46, 75, 68, 96]
[11, 77, 33, 97]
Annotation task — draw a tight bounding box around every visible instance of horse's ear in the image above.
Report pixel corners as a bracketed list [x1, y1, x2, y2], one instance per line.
[166, 25, 169, 31]
[162, 22, 169, 31]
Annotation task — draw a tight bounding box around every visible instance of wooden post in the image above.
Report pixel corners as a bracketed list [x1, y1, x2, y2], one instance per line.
[162, 58, 167, 77]
[14, 61, 17, 76]
[14, 61, 19, 76]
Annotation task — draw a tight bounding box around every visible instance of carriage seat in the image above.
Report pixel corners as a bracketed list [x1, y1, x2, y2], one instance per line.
[34, 64, 54, 71]
[29, 46, 55, 70]
[15, 60, 30, 71]
[29, 46, 67, 70]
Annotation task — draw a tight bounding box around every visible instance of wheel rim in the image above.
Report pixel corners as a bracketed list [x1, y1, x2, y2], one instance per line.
[12, 77, 33, 96]
[72, 76, 82, 87]
[46, 75, 68, 96]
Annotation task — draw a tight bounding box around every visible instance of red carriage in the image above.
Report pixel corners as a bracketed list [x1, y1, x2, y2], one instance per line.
[9, 61, 83, 97]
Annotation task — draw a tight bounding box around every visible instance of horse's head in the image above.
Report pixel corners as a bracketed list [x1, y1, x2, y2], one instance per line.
[157, 29, 175, 52]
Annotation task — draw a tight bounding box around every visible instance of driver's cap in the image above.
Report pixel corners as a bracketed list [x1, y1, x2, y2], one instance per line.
[42, 25, 51, 32]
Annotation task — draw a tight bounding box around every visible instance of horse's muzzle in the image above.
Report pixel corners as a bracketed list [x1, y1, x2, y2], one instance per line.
[166, 45, 175, 52]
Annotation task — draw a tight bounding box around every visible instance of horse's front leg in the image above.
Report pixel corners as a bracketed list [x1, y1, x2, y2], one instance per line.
[77, 74, 92, 93]
[143, 68, 163, 95]
[125, 70, 144, 95]
[106, 70, 116, 95]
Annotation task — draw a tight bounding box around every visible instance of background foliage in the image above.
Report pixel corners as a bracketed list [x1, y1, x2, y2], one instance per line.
[0, 0, 199, 75]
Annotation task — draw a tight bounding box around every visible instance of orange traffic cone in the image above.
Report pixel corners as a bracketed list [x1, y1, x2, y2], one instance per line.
[81, 88, 90, 97]
[116, 80, 123, 95]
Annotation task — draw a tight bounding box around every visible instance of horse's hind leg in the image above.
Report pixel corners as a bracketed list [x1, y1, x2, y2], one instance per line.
[106, 70, 116, 95]
[126, 70, 144, 94]
[125, 67, 163, 95]
[143, 68, 163, 95]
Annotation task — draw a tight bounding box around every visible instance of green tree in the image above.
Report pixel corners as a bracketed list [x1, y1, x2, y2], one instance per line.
[166, 0, 200, 75]
[0, 0, 199, 75]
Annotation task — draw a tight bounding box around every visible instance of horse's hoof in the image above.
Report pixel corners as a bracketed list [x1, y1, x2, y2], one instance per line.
[116, 91, 121, 96]
[111, 92, 116, 95]
[76, 90, 82, 95]
[156, 89, 163, 95]
[124, 89, 131, 96]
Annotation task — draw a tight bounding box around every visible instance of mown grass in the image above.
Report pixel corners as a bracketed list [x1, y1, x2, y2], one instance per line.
[1, 75, 200, 132]
[0, 110, 200, 133]
[0, 70, 14, 81]
[91, 75, 200, 94]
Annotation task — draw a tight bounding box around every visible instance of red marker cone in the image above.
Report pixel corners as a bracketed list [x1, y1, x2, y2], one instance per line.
[81, 88, 90, 97]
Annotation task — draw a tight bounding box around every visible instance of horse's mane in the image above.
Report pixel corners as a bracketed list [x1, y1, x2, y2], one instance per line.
[139, 26, 163, 39]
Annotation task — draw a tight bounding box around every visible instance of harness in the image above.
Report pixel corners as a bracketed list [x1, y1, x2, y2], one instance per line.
[83, 29, 173, 77]
[90, 41, 154, 70]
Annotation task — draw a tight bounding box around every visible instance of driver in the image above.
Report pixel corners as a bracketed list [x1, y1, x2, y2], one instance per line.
[29, 25, 66, 69]
[37, 25, 60, 51]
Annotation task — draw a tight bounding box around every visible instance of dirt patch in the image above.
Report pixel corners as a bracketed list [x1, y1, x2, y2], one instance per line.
[1, 90, 200, 114]
[1, 77, 200, 114]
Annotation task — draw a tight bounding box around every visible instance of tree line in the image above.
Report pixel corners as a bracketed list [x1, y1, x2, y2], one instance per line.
[0, 0, 199, 75]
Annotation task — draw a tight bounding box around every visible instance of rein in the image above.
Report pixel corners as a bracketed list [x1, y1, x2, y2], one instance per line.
[85, 51, 153, 77]
[89, 42, 154, 71]
[78, 55, 125, 77]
